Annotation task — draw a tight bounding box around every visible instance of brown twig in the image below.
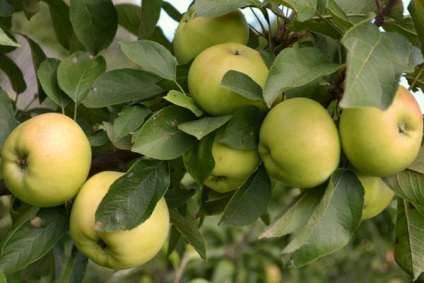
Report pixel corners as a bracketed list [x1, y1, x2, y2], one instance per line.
[374, 0, 399, 27]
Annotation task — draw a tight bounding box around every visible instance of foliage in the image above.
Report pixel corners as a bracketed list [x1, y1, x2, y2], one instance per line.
[0, 0, 424, 282]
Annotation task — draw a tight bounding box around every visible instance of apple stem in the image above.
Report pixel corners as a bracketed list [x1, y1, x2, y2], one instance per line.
[17, 155, 28, 170]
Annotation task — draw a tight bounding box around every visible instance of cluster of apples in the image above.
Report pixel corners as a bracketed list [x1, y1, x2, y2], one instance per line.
[173, 6, 423, 219]
[1, 113, 170, 270]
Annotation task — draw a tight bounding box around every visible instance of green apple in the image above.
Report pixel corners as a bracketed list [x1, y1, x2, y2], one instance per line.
[354, 171, 394, 220]
[70, 171, 170, 270]
[172, 6, 249, 64]
[1, 113, 92, 207]
[204, 130, 261, 193]
[339, 86, 423, 177]
[188, 42, 269, 116]
[258, 97, 341, 189]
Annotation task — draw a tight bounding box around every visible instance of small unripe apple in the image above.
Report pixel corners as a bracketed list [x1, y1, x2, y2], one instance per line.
[172, 6, 249, 64]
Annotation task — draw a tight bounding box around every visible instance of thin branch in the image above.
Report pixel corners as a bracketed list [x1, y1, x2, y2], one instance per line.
[374, 0, 399, 27]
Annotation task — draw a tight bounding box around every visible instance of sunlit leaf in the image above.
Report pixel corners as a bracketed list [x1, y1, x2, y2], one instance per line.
[164, 90, 204, 117]
[178, 115, 232, 140]
[194, 0, 259, 17]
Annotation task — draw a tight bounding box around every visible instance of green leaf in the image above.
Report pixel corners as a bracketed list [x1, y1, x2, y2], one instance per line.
[0, 89, 15, 150]
[183, 132, 215, 185]
[220, 165, 271, 226]
[169, 209, 207, 260]
[340, 20, 423, 109]
[162, 1, 183, 22]
[394, 198, 424, 281]
[37, 58, 71, 110]
[69, 0, 118, 54]
[384, 169, 424, 207]
[164, 90, 204, 117]
[281, 170, 363, 267]
[263, 44, 340, 107]
[115, 3, 141, 36]
[102, 121, 132, 150]
[194, 0, 259, 17]
[220, 106, 263, 150]
[113, 105, 151, 139]
[409, 0, 424, 54]
[0, 27, 19, 47]
[132, 105, 197, 160]
[384, 16, 422, 49]
[178, 115, 232, 140]
[139, 0, 163, 39]
[408, 144, 424, 174]
[83, 68, 164, 108]
[43, 0, 73, 50]
[325, 0, 353, 29]
[57, 51, 107, 104]
[95, 159, 170, 232]
[0, 207, 69, 274]
[0, 272, 6, 283]
[267, 0, 317, 22]
[120, 40, 177, 80]
[221, 70, 264, 101]
[0, 53, 26, 94]
[0, 0, 14, 17]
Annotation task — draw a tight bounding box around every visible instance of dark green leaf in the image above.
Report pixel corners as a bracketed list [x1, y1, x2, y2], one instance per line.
[267, 0, 317, 22]
[169, 209, 207, 260]
[57, 51, 107, 104]
[139, 0, 163, 39]
[69, 0, 118, 54]
[120, 40, 177, 80]
[194, 0, 260, 17]
[0, 207, 69, 274]
[221, 70, 263, 101]
[102, 121, 132, 150]
[164, 90, 204, 117]
[220, 106, 263, 150]
[132, 105, 197, 160]
[178, 115, 232, 140]
[165, 187, 196, 209]
[13, 0, 40, 19]
[43, 0, 73, 50]
[22, 35, 47, 101]
[162, 1, 182, 22]
[37, 58, 71, 110]
[183, 132, 215, 185]
[83, 68, 164, 108]
[0, 53, 26, 94]
[280, 170, 363, 268]
[409, 0, 424, 54]
[115, 3, 141, 36]
[220, 165, 271, 226]
[394, 198, 424, 281]
[385, 170, 424, 207]
[340, 20, 423, 109]
[0, 89, 16, 149]
[95, 159, 170, 232]
[113, 105, 151, 139]
[0, 0, 14, 17]
[263, 44, 340, 107]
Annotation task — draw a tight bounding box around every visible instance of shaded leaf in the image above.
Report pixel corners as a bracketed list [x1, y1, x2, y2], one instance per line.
[139, 0, 163, 39]
[267, 0, 317, 22]
[394, 198, 424, 281]
[221, 70, 263, 101]
[340, 20, 423, 109]
[194, 0, 259, 17]
[0, 89, 16, 149]
[113, 105, 151, 139]
[178, 115, 232, 140]
[132, 105, 197, 160]
[169, 209, 207, 260]
[83, 68, 164, 108]
[95, 159, 170, 231]
[263, 44, 340, 107]
[120, 40, 177, 80]
[220, 165, 271, 226]
[0, 53, 26, 94]
[57, 51, 107, 104]
[409, 0, 424, 54]
[0, 207, 69, 274]
[44, 0, 73, 50]
[385, 170, 424, 207]
[115, 3, 141, 36]
[69, 0, 118, 54]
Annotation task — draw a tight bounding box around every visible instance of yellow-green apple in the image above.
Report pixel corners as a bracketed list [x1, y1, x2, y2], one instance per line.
[353, 171, 394, 220]
[172, 6, 249, 64]
[339, 86, 423, 177]
[1, 113, 91, 207]
[188, 42, 269, 116]
[70, 171, 170, 270]
[258, 97, 341, 189]
[203, 130, 261, 193]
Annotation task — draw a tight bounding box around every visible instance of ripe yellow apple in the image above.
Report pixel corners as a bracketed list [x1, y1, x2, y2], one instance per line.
[339, 86, 423, 177]
[188, 42, 269, 116]
[258, 98, 341, 189]
[1, 113, 92, 207]
[354, 171, 394, 220]
[172, 6, 249, 64]
[69, 171, 170, 270]
[204, 130, 261, 193]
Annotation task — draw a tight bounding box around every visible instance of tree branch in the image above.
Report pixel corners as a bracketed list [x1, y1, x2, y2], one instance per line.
[374, 0, 399, 27]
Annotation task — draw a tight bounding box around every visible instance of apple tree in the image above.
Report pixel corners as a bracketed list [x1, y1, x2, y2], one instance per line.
[0, 0, 424, 282]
